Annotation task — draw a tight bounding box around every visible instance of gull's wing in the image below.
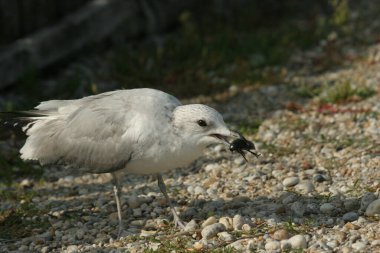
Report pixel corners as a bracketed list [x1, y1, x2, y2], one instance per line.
[20, 89, 181, 174]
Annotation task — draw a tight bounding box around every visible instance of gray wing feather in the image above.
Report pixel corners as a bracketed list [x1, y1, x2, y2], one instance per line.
[20, 89, 181, 174]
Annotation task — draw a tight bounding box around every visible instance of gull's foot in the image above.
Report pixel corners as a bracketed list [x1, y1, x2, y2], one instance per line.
[173, 215, 186, 229]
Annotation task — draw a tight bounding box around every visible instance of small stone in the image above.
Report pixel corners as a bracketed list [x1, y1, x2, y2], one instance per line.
[343, 198, 360, 212]
[241, 223, 251, 231]
[281, 240, 292, 250]
[283, 177, 300, 187]
[184, 219, 198, 232]
[75, 229, 85, 240]
[127, 195, 141, 209]
[219, 217, 233, 230]
[344, 222, 360, 230]
[41, 246, 49, 253]
[288, 234, 307, 249]
[66, 245, 78, 253]
[217, 231, 234, 242]
[291, 201, 305, 217]
[341, 246, 352, 253]
[334, 231, 347, 243]
[227, 239, 247, 251]
[193, 241, 205, 251]
[20, 178, 33, 188]
[365, 199, 380, 216]
[360, 192, 377, 212]
[140, 230, 156, 237]
[232, 214, 245, 230]
[371, 240, 380, 246]
[18, 245, 28, 251]
[234, 157, 245, 166]
[352, 241, 366, 251]
[342, 211, 359, 222]
[295, 181, 315, 194]
[194, 186, 206, 195]
[273, 229, 290, 240]
[265, 240, 281, 251]
[201, 216, 217, 228]
[320, 203, 335, 214]
[201, 223, 226, 239]
[313, 173, 327, 182]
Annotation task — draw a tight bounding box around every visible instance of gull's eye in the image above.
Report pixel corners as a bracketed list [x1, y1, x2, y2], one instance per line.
[197, 119, 207, 127]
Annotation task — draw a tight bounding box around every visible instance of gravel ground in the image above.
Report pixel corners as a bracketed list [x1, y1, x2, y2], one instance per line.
[1, 26, 380, 253]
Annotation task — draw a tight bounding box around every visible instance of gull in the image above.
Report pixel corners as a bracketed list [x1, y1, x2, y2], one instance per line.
[5, 88, 242, 237]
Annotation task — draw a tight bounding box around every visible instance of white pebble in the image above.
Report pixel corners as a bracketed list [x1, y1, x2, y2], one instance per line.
[202, 216, 217, 228]
[295, 181, 315, 193]
[352, 241, 366, 251]
[219, 217, 233, 230]
[184, 219, 198, 232]
[283, 177, 300, 187]
[201, 223, 226, 239]
[66, 245, 78, 253]
[265, 240, 281, 251]
[365, 199, 380, 216]
[232, 214, 245, 230]
[288, 234, 307, 249]
[217, 231, 234, 242]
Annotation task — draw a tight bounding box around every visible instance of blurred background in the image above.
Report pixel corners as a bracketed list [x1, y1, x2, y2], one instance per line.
[1, 0, 378, 105]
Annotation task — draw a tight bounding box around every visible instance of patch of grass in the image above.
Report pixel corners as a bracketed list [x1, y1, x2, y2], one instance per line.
[295, 83, 322, 98]
[239, 119, 262, 135]
[261, 143, 294, 157]
[321, 80, 376, 103]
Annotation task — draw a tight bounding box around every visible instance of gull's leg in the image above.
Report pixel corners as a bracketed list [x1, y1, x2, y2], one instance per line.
[156, 174, 186, 229]
[111, 172, 124, 238]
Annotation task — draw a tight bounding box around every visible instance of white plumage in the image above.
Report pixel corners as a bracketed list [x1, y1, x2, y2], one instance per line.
[14, 88, 239, 236]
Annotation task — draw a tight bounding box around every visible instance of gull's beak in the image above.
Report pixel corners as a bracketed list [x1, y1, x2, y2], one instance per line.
[209, 128, 240, 145]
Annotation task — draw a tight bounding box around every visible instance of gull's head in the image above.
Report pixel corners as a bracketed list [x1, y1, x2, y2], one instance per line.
[172, 104, 239, 148]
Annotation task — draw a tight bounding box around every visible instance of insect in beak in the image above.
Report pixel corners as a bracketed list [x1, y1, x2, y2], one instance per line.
[229, 132, 260, 162]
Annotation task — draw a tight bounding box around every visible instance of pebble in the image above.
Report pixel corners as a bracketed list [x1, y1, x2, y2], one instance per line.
[320, 203, 335, 214]
[352, 241, 366, 251]
[184, 219, 198, 232]
[217, 231, 234, 242]
[227, 239, 247, 251]
[219, 217, 233, 230]
[75, 229, 85, 240]
[201, 216, 217, 228]
[201, 223, 226, 239]
[313, 174, 327, 182]
[273, 229, 291, 240]
[295, 181, 315, 193]
[291, 201, 306, 217]
[283, 177, 300, 187]
[66, 245, 78, 253]
[288, 234, 307, 249]
[360, 192, 377, 212]
[342, 211, 359, 222]
[232, 214, 245, 230]
[265, 240, 281, 251]
[41, 246, 49, 253]
[127, 195, 141, 209]
[365, 199, 380, 216]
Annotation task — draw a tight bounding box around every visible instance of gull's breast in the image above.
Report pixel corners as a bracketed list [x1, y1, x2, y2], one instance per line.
[124, 140, 203, 175]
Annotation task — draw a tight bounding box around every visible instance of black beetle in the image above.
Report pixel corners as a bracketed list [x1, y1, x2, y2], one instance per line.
[229, 134, 260, 162]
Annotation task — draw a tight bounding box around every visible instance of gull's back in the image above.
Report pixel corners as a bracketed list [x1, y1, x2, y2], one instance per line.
[20, 88, 181, 174]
